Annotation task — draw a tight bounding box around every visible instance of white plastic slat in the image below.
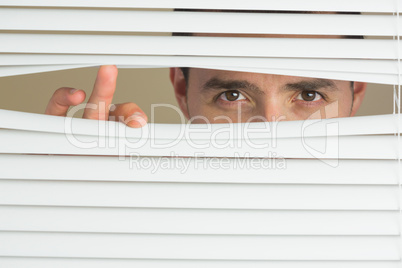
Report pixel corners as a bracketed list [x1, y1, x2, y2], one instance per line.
[0, 9, 396, 36]
[0, 128, 399, 159]
[0, 64, 396, 84]
[0, 0, 399, 13]
[0, 180, 397, 210]
[0, 110, 388, 138]
[1, 109, 400, 139]
[0, 55, 396, 75]
[0, 64, 396, 85]
[0, 231, 397, 260]
[0, 64, 94, 77]
[0, 257, 399, 268]
[0, 206, 397, 235]
[0, 109, 400, 159]
[0, 154, 397, 185]
[0, 34, 396, 59]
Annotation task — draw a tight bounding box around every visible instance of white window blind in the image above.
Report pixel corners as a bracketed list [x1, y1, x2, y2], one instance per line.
[0, 2, 401, 84]
[1, 2, 402, 268]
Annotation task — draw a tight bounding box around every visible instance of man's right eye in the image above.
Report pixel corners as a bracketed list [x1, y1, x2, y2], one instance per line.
[295, 90, 324, 102]
[218, 90, 247, 102]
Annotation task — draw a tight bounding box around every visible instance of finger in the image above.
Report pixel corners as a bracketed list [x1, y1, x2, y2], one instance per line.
[45, 87, 86, 116]
[83, 65, 118, 120]
[109, 102, 148, 128]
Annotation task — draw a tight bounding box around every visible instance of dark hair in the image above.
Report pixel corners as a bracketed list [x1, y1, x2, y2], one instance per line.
[172, 10, 364, 82]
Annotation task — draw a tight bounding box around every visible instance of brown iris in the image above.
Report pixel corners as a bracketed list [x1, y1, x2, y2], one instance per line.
[224, 90, 241, 101]
[301, 91, 317, 101]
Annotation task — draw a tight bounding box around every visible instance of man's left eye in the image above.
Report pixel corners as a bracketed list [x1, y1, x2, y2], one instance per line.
[296, 91, 322, 102]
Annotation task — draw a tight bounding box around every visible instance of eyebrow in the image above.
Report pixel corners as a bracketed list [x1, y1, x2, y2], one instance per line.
[283, 79, 338, 92]
[202, 78, 265, 95]
[202, 77, 339, 95]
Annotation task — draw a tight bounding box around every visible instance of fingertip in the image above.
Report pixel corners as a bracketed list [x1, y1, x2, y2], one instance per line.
[126, 112, 148, 128]
[127, 121, 146, 128]
[46, 87, 84, 116]
[108, 103, 147, 128]
[92, 66, 118, 103]
[69, 89, 86, 105]
[98, 65, 118, 82]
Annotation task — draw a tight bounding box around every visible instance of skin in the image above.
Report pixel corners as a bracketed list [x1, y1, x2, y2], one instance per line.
[45, 65, 147, 128]
[170, 32, 367, 123]
[45, 65, 367, 126]
[171, 68, 366, 124]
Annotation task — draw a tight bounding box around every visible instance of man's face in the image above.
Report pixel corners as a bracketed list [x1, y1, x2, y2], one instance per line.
[170, 67, 367, 123]
[170, 24, 367, 123]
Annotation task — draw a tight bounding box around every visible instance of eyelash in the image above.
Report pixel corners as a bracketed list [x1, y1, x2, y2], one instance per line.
[216, 90, 249, 104]
[215, 90, 328, 107]
[294, 91, 327, 105]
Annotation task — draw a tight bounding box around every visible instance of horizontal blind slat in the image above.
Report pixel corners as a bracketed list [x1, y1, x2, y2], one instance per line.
[0, 206, 397, 235]
[0, 34, 396, 59]
[0, 64, 396, 84]
[0, 180, 397, 210]
[0, 10, 396, 36]
[0, 0, 399, 13]
[0, 257, 399, 268]
[1, 109, 399, 138]
[0, 64, 94, 77]
[0, 128, 398, 159]
[0, 154, 397, 185]
[0, 55, 397, 75]
[0, 231, 397, 260]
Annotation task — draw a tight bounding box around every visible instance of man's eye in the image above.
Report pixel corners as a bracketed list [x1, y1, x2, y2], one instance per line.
[219, 90, 247, 102]
[296, 91, 322, 102]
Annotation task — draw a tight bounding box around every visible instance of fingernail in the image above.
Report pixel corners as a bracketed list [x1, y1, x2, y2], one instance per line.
[70, 88, 78, 95]
[130, 112, 147, 127]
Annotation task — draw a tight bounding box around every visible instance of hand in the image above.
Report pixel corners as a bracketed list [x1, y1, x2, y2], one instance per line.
[45, 65, 147, 128]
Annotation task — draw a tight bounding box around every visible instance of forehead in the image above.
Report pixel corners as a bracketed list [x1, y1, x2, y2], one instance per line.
[189, 68, 350, 90]
[192, 68, 296, 82]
